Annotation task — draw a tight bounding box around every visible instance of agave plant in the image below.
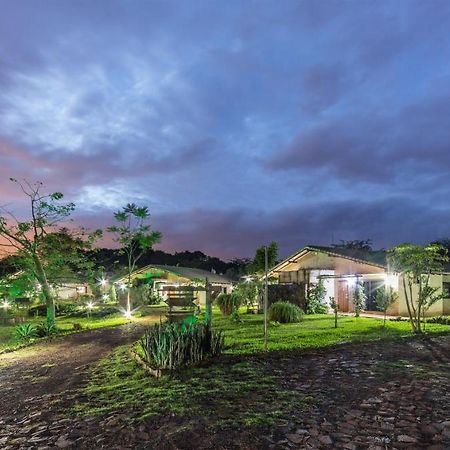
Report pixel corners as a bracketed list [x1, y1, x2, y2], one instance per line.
[15, 323, 36, 341]
[36, 322, 58, 338]
[138, 322, 224, 370]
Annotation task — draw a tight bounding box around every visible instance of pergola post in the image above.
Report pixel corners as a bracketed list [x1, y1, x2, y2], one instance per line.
[205, 277, 212, 331]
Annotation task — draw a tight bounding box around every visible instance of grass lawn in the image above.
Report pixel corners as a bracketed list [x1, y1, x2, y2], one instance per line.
[73, 310, 450, 428]
[213, 310, 450, 354]
[0, 314, 131, 352]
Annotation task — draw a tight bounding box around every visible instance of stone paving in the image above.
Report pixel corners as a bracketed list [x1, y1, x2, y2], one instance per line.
[0, 327, 449, 449]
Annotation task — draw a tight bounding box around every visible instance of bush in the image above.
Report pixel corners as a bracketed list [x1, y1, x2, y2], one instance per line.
[57, 302, 78, 316]
[426, 316, 450, 325]
[84, 306, 118, 319]
[36, 322, 58, 338]
[28, 302, 80, 317]
[15, 323, 36, 341]
[73, 323, 83, 331]
[138, 322, 224, 370]
[269, 301, 304, 323]
[215, 293, 241, 316]
[306, 281, 328, 314]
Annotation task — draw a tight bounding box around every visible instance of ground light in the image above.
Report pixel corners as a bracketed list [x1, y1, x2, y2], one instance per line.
[119, 306, 138, 319]
[86, 301, 95, 318]
[1, 300, 10, 311]
[98, 278, 107, 287]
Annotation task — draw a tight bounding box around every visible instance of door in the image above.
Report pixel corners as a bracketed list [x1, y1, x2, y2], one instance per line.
[337, 280, 350, 312]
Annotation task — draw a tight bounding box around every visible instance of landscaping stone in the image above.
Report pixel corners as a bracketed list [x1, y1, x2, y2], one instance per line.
[286, 433, 304, 444]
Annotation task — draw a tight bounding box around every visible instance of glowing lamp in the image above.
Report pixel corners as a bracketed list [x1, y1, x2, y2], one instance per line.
[1, 300, 10, 310]
[383, 274, 398, 290]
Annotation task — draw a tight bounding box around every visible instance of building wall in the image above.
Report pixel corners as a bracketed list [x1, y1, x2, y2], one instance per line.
[396, 273, 450, 317]
[55, 284, 92, 300]
[276, 250, 450, 317]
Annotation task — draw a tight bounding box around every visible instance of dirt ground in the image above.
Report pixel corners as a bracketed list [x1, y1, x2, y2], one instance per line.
[0, 325, 449, 449]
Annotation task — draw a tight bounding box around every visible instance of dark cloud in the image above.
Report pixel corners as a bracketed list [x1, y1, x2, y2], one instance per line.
[1, 1, 450, 258]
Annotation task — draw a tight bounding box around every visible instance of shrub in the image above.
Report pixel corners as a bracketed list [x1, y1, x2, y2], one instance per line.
[306, 280, 328, 314]
[426, 316, 450, 325]
[57, 302, 78, 316]
[73, 323, 83, 331]
[86, 307, 118, 318]
[36, 322, 58, 338]
[353, 280, 367, 317]
[15, 323, 36, 341]
[215, 293, 241, 316]
[138, 322, 224, 370]
[233, 281, 260, 310]
[269, 301, 304, 323]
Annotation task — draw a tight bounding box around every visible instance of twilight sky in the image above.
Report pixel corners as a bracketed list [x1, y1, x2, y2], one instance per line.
[1, 0, 450, 260]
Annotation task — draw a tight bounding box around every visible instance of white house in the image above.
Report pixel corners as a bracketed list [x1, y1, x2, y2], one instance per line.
[268, 245, 450, 316]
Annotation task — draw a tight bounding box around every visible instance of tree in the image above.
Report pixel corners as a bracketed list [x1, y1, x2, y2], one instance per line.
[352, 279, 367, 317]
[306, 280, 328, 314]
[387, 243, 448, 333]
[332, 239, 373, 251]
[233, 279, 261, 312]
[107, 203, 161, 316]
[330, 296, 339, 328]
[375, 286, 399, 327]
[250, 241, 278, 274]
[0, 179, 100, 325]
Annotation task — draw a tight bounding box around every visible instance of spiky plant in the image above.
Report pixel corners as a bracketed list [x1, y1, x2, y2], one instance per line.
[15, 323, 36, 341]
[138, 322, 224, 370]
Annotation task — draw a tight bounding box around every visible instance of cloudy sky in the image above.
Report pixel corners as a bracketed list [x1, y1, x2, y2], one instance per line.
[1, 0, 450, 259]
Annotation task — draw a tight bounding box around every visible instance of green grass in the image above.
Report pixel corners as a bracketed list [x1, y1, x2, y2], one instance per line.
[213, 311, 450, 354]
[73, 310, 450, 429]
[75, 345, 311, 429]
[0, 314, 130, 352]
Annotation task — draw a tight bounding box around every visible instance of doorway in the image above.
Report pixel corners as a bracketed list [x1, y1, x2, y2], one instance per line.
[337, 280, 350, 312]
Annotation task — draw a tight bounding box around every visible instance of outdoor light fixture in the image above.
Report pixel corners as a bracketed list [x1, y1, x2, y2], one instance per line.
[383, 274, 397, 289]
[123, 310, 132, 319]
[98, 278, 107, 287]
[119, 283, 126, 291]
[102, 294, 109, 301]
[86, 301, 95, 310]
[1, 300, 10, 310]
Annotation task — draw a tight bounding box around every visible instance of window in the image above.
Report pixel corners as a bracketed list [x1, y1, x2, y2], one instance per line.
[443, 282, 450, 298]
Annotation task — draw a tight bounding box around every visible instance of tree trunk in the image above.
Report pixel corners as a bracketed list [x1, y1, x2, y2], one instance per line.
[33, 254, 55, 325]
[403, 276, 417, 333]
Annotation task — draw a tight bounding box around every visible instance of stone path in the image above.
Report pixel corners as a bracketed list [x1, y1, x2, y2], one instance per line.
[262, 337, 450, 449]
[0, 321, 152, 449]
[0, 326, 449, 449]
